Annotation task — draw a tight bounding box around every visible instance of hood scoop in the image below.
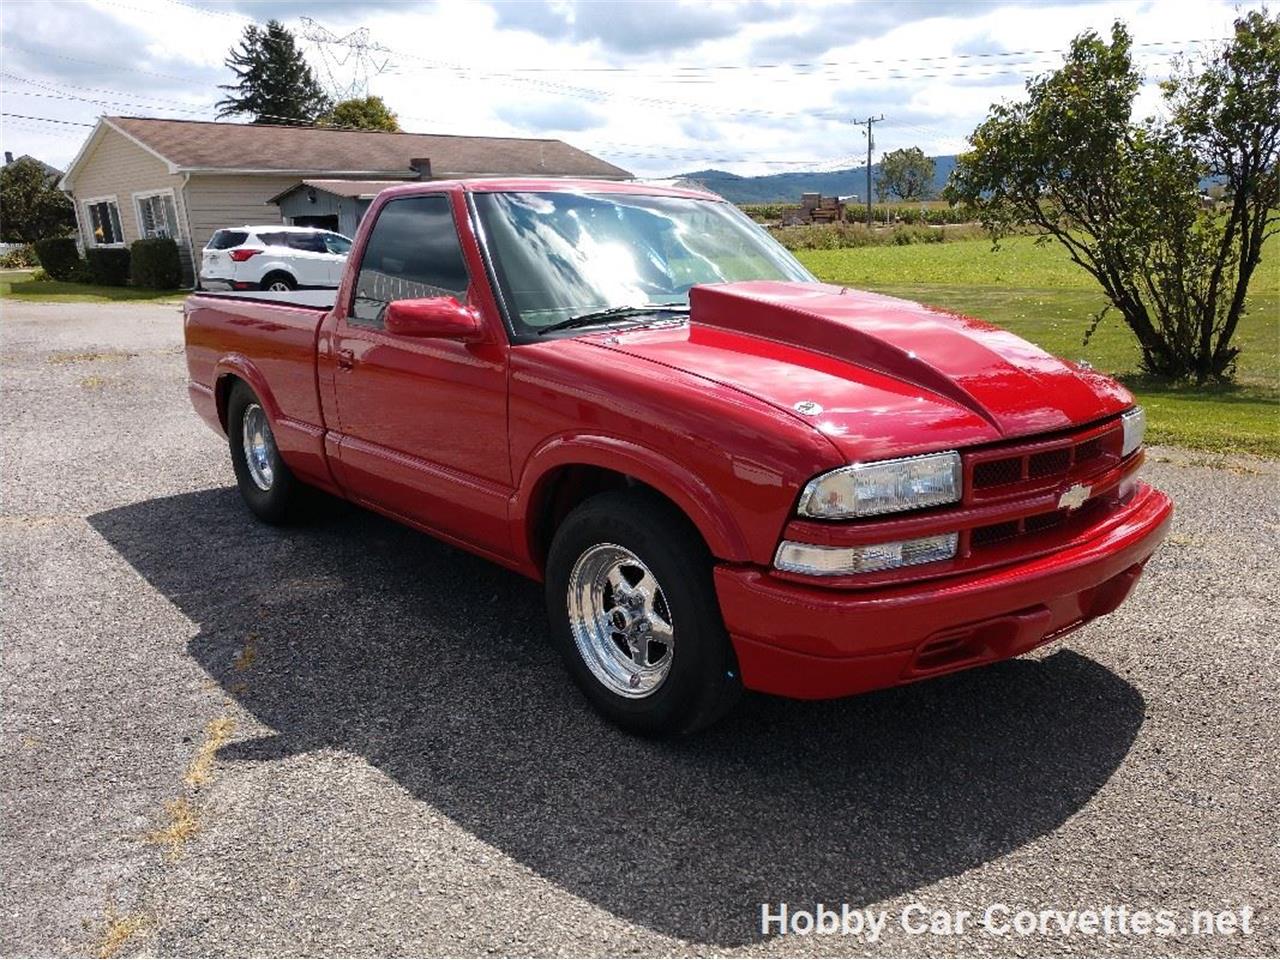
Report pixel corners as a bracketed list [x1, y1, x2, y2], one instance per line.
[687, 281, 1121, 437]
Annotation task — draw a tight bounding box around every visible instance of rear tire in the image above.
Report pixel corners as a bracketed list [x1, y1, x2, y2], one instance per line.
[226, 381, 300, 524]
[260, 272, 296, 292]
[545, 488, 741, 736]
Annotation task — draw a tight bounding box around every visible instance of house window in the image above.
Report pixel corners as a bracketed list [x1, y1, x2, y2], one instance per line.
[84, 198, 123, 246]
[135, 191, 180, 240]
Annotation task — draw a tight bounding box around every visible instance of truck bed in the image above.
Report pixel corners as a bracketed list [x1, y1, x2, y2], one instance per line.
[190, 288, 336, 311]
[184, 289, 332, 454]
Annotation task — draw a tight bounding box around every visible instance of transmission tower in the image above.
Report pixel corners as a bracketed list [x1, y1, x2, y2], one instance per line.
[299, 17, 392, 101]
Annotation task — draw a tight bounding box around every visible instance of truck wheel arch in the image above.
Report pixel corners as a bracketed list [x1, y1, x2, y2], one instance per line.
[514, 436, 751, 572]
[213, 357, 282, 433]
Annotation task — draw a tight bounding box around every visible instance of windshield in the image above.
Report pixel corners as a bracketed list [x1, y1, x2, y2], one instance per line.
[472, 191, 813, 334]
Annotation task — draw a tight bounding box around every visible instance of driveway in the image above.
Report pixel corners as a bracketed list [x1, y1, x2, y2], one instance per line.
[1, 299, 1276, 956]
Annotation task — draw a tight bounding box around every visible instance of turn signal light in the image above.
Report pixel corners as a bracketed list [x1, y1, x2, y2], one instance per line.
[229, 248, 264, 262]
[774, 532, 959, 576]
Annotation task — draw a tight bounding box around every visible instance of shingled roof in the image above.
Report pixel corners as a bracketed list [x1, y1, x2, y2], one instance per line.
[73, 116, 631, 180]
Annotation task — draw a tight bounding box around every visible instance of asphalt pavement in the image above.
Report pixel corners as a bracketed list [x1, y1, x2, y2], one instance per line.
[1, 298, 1276, 957]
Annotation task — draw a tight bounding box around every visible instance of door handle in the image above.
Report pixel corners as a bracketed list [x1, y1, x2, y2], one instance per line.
[335, 348, 355, 370]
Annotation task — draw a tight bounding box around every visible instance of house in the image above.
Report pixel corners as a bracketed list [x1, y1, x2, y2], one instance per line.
[3, 152, 62, 179]
[58, 116, 632, 285]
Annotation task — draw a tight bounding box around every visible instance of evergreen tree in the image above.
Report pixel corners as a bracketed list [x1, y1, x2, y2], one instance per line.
[216, 20, 331, 125]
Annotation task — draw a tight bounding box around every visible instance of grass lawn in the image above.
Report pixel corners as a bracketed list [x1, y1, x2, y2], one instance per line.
[797, 236, 1280, 457]
[0, 270, 186, 304]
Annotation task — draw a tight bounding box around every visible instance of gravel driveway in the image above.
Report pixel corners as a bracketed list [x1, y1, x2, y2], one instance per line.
[1, 299, 1276, 957]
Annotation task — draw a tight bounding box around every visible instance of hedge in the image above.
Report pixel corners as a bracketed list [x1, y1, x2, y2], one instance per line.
[768, 222, 989, 251]
[32, 237, 81, 280]
[129, 237, 182, 289]
[85, 247, 131, 286]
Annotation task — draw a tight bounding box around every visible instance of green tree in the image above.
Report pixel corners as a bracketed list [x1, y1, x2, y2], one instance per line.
[946, 12, 1280, 382]
[875, 147, 936, 200]
[0, 157, 74, 242]
[216, 20, 330, 125]
[319, 95, 401, 132]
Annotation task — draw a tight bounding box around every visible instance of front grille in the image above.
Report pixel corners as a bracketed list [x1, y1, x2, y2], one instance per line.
[1025, 511, 1066, 534]
[974, 458, 1021, 488]
[1028, 448, 1070, 478]
[967, 420, 1123, 499]
[970, 508, 1078, 552]
[970, 520, 1019, 547]
[1075, 437, 1104, 464]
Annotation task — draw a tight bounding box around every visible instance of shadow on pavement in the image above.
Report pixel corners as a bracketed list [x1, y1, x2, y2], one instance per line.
[90, 488, 1144, 945]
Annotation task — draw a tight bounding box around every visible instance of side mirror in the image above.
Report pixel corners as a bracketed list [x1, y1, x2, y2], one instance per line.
[384, 297, 483, 340]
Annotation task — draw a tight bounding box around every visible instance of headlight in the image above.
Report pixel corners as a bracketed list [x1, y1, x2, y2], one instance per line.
[798, 451, 962, 519]
[1121, 406, 1145, 458]
[775, 533, 959, 576]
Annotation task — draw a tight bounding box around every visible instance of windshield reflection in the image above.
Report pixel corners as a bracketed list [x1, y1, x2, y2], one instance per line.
[473, 191, 813, 333]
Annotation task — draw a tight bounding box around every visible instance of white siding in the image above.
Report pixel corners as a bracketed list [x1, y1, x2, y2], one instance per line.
[182, 175, 296, 255]
[67, 126, 194, 282]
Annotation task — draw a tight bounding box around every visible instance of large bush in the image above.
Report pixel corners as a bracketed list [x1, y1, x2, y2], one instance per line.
[84, 247, 131, 286]
[32, 237, 81, 280]
[129, 238, 182, 289]
[0, 158, 75, 243]
[946, 11, 1280, 382]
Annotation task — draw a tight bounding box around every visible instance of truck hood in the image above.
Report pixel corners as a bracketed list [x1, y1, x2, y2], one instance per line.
[584, 281, 1132, 461]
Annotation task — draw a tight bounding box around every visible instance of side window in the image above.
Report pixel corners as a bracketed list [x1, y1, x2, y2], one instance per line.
[257, 232, 288, 248]
[287, 233, 327, 253]
[352, 195, 469, 328]
[323, 233, 352, 255]
[209, 230, 247, 250]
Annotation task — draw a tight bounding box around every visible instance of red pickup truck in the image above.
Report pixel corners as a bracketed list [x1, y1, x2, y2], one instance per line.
[184, 178, 1172, 735]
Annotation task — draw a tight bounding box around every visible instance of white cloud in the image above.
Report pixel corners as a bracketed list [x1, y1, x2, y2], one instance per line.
[0, 0, 1264, 178]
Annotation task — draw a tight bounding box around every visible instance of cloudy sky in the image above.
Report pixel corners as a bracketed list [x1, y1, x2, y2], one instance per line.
[0, 0, 1261, 178]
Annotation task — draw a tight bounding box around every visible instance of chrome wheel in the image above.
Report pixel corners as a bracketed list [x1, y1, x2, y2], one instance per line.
[566, 543, 675, 698]
[267, 279, 291, 292]
[241, 402, 275, 491]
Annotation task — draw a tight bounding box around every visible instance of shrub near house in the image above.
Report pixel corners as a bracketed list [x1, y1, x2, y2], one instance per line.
[130, 238, 182, 290]
[32, 238, 80, 281]
[85, 248, 131, 287]
[31, 235, 182, 290]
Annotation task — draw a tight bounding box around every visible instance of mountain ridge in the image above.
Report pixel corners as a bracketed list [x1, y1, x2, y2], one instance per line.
[672, 155, 958, 204]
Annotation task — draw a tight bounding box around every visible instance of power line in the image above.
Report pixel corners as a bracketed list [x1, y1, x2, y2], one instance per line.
[0, 112, 95, 127]
[0, 101, 860, 171]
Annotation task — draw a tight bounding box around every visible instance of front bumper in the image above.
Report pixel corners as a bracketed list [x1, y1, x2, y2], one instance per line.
[715, 482, 1173, 699]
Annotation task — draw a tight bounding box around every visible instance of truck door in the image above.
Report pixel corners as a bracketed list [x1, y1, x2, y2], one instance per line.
[327, 192, 512, 557]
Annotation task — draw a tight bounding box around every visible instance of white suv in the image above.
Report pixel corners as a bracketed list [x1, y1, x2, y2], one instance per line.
[200, 225, 354, 291]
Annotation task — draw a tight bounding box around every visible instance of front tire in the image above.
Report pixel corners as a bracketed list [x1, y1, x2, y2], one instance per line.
[226, 381, 300, 524]
[545, 488, 741, 736]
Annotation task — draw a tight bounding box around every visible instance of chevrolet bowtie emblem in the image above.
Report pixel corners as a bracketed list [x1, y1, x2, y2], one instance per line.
[1058, 482, 1091, 511]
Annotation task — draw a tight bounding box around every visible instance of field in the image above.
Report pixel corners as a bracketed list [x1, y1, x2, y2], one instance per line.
[797, 236, 1280, 457]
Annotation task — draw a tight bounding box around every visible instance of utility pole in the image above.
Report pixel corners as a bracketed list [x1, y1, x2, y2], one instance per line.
[856, 115, 885, 224]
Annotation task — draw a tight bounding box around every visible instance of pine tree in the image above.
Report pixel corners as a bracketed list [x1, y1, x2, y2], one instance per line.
[215, 20, 331, 125]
